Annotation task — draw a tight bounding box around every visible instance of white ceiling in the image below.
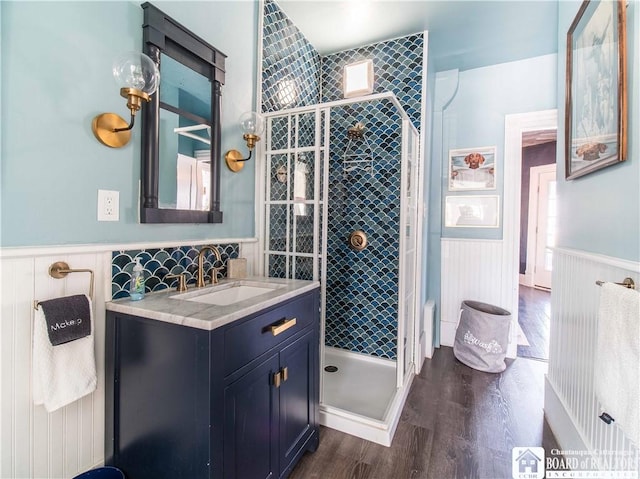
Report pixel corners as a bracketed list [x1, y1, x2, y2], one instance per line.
[276, 0, 559, 71]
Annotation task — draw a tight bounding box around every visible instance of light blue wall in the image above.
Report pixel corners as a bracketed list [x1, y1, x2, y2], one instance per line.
[0, 1, 258, 247]
[556, 1, 640, 261]
[427, 54, 557, 345]
[440, 54, 558, 240]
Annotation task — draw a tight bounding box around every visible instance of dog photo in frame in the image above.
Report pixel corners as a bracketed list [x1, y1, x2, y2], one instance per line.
[448, 146, 497, 191]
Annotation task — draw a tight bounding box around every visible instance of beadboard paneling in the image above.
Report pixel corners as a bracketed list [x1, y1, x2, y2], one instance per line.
[546, 248, 639, 461]
[440, 238, 517, 356]
[1, 239, 257, 478]
[1, 252, 110, 479]
[1, 257, 34, 477]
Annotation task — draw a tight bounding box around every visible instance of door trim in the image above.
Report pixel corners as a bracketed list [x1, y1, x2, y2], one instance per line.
[503, 109, 557, 358]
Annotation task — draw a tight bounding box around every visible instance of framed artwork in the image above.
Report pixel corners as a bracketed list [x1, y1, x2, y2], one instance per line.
[448, 146, 496, 191]
[565, 0, 627, 180]
[444, 195, 500, 228]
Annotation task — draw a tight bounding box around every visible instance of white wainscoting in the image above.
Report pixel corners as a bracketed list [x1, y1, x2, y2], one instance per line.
[440, 238, 518, 357]
[0, 238, 257, 478]
[1, 250, 111, 479]
[545, 247, 639, 463]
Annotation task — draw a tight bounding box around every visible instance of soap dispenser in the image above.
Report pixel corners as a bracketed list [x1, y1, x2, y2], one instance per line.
[130, 257, 145, 301]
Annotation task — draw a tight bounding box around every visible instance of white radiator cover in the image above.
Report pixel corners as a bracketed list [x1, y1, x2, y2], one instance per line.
[419, 300, 436, 368]
[546, 247, 639, 466]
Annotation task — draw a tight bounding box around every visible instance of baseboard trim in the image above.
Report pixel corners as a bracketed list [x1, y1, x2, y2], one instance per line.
[544, 376, 590, 453]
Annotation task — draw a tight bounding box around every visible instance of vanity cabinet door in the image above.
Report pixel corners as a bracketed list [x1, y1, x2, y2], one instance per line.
[279, 328, 318, 478]
[221, 327, 319, 479]
[105, 313, 211, 479]
[223, 354, 280, 479]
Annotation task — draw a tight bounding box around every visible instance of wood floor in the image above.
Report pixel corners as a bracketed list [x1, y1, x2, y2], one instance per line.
[290, 347, 558, 479]
[517, 285, 551, 361]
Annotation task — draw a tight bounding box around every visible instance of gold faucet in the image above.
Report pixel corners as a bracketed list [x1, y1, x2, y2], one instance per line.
[197, 245, 223, 287]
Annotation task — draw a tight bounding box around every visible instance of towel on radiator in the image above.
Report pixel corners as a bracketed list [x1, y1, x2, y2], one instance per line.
[594, 282, 640, 446]
[33, 294, 97, 412]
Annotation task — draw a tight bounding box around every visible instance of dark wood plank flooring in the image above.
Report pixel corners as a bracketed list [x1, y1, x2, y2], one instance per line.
[517, 285, 550, 360]
[290, 347, 558, 479]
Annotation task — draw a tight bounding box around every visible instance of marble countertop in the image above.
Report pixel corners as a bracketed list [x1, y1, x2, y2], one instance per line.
[105, 276, 320, 331]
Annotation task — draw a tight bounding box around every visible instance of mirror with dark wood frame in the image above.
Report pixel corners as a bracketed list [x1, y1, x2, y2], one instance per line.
[140, 2, 226, 223]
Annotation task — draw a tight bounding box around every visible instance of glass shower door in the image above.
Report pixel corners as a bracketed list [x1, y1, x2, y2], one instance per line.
[398, 120, 419, 384]
[263, 110, 326, 282]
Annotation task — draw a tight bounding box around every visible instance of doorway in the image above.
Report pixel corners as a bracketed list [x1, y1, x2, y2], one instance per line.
[515, 126, 557, 361]
[519, 138, 557, 291]
[503, 110, 557, 359]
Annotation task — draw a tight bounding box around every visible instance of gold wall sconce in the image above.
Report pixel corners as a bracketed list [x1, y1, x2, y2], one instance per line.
[225, 111, 265, 172]
[92, 52, 160, 148]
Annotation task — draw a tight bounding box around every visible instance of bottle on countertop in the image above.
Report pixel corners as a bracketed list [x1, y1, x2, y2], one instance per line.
[130, 257, 145, 301]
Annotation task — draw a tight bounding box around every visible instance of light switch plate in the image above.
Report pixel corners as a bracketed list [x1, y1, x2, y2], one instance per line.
[98, 189, 119, 221]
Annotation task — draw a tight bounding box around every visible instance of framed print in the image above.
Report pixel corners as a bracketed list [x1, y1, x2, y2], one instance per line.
[445, 195, 500, 228]
[565, 0, 627, 180]
[448, 146, 496, 191]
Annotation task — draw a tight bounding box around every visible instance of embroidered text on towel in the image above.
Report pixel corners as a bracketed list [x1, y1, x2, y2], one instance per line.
[39, 294, 91, 346]
[50, 318, 84, 330]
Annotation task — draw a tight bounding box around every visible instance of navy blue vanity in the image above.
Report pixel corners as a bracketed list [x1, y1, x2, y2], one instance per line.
[105, 278, 320, 478]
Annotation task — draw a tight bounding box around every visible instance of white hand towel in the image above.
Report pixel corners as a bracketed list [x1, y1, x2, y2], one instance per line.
[594, 282, 640, 446]
[33, 295, 97, 412]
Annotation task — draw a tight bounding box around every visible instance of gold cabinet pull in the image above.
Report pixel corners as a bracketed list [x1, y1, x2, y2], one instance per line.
[270, 317, 297, 336]
[272, 367, 289, 389]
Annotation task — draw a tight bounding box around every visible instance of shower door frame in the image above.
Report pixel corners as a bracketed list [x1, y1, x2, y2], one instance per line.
[257, 92, 421, 394]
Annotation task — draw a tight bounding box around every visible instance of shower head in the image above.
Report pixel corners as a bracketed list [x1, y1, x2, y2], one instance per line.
[347, 122, 365, 139]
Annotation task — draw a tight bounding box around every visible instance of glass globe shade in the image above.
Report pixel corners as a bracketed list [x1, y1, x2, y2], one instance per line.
[112, 52, 160, 95]
[240, 111, 265, 136]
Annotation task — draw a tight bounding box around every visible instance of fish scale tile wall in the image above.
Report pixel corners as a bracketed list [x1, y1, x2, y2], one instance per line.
[262, 0, 321, 112]
[262, 0, 423, 359]
[322, 34, 424, 129]
[111, 244, 239, 299]
[324, 101, 402, 359]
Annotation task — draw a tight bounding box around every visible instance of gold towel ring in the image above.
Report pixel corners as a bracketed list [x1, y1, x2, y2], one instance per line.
[33, 262, 95, 310]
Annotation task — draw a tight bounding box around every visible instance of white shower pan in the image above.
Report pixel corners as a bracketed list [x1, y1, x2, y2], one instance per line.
[320, 347, 415, 446]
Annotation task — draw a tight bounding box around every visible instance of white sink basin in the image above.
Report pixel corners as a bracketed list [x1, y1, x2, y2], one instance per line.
[171, 281, 282, 306]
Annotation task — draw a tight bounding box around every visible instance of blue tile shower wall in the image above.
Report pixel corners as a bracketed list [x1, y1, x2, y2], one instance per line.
[324, 101, 402, 360]
[263, 3, 423, 359]
[111, 243, 239, 299]
[318, 36, 423, 358]
[322, 34, 424, 130]
[262, 0, 321, 112]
